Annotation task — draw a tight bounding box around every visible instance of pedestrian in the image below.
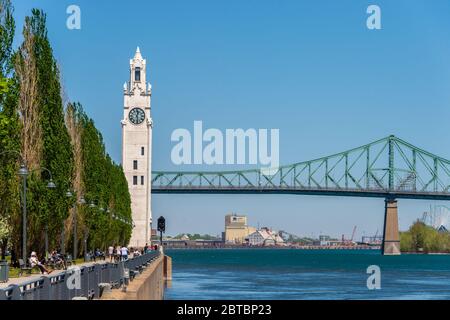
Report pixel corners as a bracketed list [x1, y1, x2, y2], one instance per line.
[120, 246, 128, 261]
[30, 252, 52, 275]
[115, 245, 121, 262]
[108, 245, 114, 262]
[129, 247, 134, 259]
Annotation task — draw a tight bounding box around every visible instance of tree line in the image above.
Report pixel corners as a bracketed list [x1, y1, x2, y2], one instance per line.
[0, 1, 132, 260]
[400, 220, 450, 253]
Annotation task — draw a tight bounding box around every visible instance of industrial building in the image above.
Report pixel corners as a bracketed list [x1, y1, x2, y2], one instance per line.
[247, 228, 285, 246]
[223, 214, 256, 244]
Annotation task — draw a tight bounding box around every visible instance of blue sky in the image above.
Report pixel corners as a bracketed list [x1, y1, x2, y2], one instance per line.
[11, 0, 450, 238]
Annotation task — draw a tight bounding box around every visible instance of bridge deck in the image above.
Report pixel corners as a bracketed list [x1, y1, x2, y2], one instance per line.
[151, 186, 450, 200]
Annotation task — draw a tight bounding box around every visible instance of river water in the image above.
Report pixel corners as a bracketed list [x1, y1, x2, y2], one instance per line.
[164, 248, 450, 300]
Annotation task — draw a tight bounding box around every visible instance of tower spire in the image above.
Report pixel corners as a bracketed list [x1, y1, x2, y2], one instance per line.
[134, 46, 143, 60]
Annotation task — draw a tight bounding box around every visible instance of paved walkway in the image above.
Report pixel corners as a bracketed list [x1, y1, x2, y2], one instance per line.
[0, 259, 113, 289]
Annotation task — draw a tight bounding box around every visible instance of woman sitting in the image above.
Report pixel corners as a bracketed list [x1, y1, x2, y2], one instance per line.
[29, 252, 52, 275]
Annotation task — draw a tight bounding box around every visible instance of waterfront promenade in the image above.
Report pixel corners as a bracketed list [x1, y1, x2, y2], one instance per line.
[0, 251, 171, 300]
[0, 259, 110, 289]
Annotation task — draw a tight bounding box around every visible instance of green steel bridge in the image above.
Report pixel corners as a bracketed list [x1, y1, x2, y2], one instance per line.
[151, 135, 450, 201]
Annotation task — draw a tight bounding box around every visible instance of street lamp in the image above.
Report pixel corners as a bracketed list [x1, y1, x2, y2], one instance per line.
[17, 163, 28, 264]
[0, 151, 57, 264]
[62, 189, 74, 256]
[84, 200, 103, 261]
[18, 165, 56, 263]
[74, 196, 86, 260]
[47, 179, 56, 189]
[31, 167, 57, 259]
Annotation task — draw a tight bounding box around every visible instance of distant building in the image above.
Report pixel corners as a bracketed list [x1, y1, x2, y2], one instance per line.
[180, 234, 190, 241]
[224, 214, 256, 244]
[247, 228, 284, 246]
[313, 235, 331, 246]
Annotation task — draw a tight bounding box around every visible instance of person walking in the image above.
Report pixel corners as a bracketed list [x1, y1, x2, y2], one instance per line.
[120, 246, 128, 261]
[108, 245, 114, 262]
[115, 245, 121, 262]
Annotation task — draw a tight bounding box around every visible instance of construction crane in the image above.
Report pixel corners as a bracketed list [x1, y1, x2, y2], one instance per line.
[342, 226, 357, 246]
[350, 226, 357, 242]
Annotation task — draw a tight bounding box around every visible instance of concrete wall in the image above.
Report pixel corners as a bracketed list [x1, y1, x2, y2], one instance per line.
[102, 255, 171, 300]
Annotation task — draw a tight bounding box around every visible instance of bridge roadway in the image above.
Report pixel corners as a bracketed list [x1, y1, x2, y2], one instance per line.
[152, 186, 450, 201]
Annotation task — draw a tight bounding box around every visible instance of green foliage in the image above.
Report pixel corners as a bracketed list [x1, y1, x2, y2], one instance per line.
[0, 0, 15, 75]
[17, 9, 73, 253]
[0, 0, 19, 258]
[0, 76, 7, 95]
[0, 215, 10, 240]
[400, 220, 450, 253]
[73, 103, 132, 251]
[0, 4, 132, 258]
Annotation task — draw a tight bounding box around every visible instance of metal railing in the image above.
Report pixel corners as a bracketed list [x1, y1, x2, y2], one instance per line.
[0, 251, 160, 300]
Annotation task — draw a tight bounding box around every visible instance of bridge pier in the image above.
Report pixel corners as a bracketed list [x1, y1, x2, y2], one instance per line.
[382, 199, 401, 255]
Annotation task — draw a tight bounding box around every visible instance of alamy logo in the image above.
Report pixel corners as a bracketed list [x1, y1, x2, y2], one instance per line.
[366, 5, 381, 30]
[366, 265, 381, 290]
[66, 266, 81, 290]
[66, 5, 81, 30]
[171, 121, 279, 174]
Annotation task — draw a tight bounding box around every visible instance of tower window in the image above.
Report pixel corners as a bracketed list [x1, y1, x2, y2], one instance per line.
[133, 160, 138, 170]
[141, 147, 145, 156]
[141, 176, 144, 185]
[135, 67, 141, 82]
[133, 176, 138, 185]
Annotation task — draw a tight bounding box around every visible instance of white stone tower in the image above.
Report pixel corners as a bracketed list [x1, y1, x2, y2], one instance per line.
[122, 47, 153, 248]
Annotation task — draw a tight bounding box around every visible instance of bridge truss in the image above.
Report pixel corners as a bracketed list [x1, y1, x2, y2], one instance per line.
[152, 136, 450, 200]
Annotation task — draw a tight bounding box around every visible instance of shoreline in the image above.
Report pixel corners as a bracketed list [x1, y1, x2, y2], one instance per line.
[164, 247, 450, 254]
[164, 246, 381, 250]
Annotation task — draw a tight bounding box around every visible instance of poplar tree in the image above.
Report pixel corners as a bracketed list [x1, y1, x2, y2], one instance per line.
[0, 0, 20, 260]
[0, 4, 133, 258]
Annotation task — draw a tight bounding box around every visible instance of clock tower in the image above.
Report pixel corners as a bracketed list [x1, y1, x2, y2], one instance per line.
[122, 47, 153, 248]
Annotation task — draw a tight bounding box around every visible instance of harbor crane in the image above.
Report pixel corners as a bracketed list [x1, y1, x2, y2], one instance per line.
[341, 226, 357, 246]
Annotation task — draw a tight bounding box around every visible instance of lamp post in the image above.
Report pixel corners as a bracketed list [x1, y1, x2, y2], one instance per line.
[65, 192, 86, 260]
[17, 164, 28, 264]
[84, 200, 97, 261]
[63, 189, 74, 255]
[0, 151, 56, 264]
[17, 165, 56, 264]
[74, 196, 86, 260]
[37, 168, 57, 259]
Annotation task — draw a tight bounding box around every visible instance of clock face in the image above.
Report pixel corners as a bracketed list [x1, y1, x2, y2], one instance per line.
[129, 108, 145, 125]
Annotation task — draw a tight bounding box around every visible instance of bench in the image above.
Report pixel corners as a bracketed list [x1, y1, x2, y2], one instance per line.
[18, 259, 32, 276]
